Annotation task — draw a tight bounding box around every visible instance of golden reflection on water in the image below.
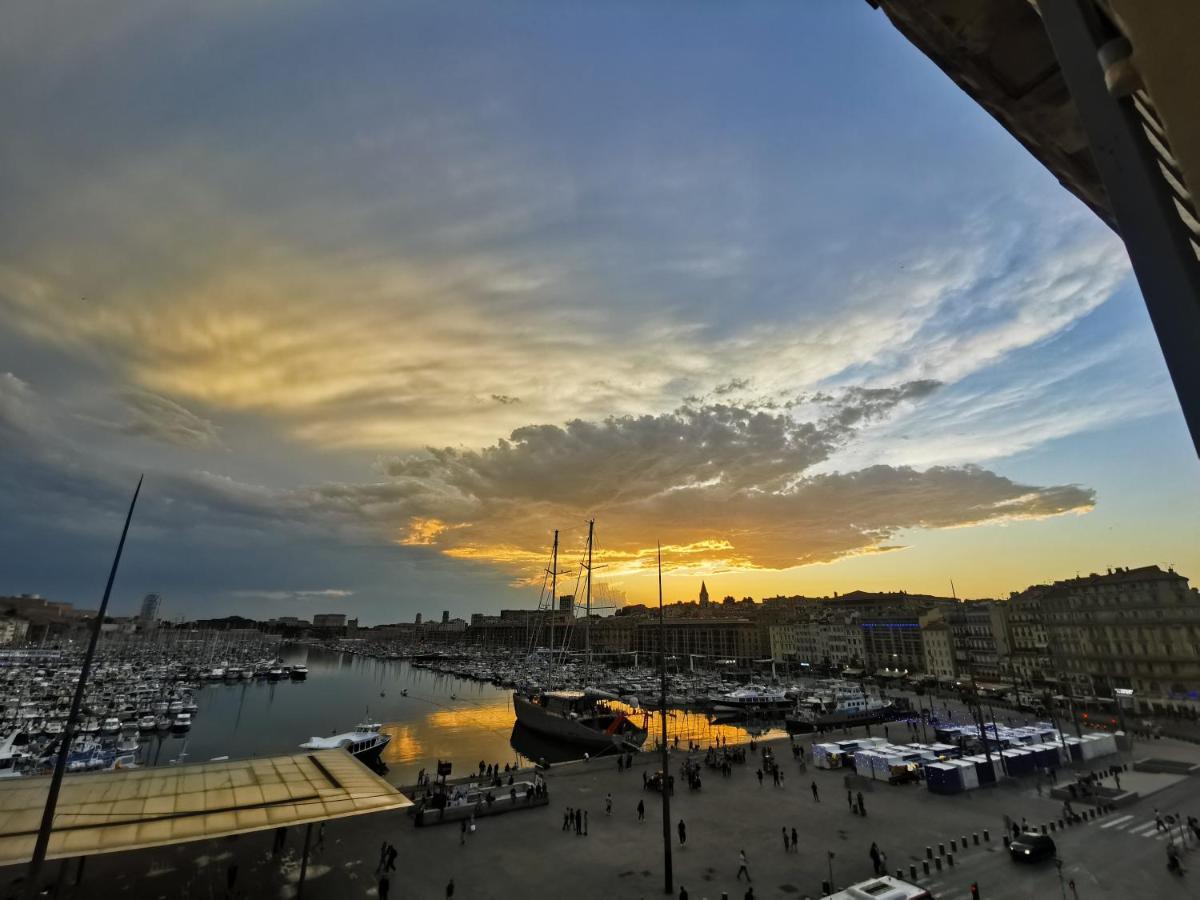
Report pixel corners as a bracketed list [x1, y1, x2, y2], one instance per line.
[379, 723, 424, 764]
[425, 701, 516, 732]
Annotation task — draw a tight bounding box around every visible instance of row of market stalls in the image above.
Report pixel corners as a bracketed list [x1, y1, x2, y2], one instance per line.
[810, 725, 1120, 795]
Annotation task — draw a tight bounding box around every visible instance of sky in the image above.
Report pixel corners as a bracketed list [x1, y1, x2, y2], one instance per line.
[2, 1, 1197, 624]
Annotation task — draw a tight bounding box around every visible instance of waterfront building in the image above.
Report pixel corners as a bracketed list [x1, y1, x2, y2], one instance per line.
[139, 593, 162, 626]
[635, 618, 762, 668]
[1010, 565, 1200, 714]
[0, 617, 29, 645]
[767, 622, 805, 663]
[313, 613, 347, 628]
[860, 614, 925, 674]
[943, 600, 1011, 684]
[921, 620, 956, 682]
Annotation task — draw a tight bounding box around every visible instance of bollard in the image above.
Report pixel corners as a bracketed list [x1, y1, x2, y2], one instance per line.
[926, 846, 933, 860]
[951, 839, 957, 852]
[935, 858, 943, 872]
[896, 869, 904, 879]
[939, 842, 945, 856]
[947, 853, 954, 867]
[1050, 822, 1056, 832]
[973, 832, 980, 846]
[962, 835, 968, 849]
[1003, 836, 1010, 848]
[923, 860, 930, 876]
[1041, 825, 1047, 835]
[911, 865, 918, 880]
[983, 828, 990, 842]
[822, 882, 831, 895]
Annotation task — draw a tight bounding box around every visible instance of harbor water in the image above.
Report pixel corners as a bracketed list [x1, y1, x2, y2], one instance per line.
[130, 645, 785, 784]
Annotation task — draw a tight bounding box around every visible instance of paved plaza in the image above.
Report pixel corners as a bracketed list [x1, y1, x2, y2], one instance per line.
[4, 718, 1200, 900]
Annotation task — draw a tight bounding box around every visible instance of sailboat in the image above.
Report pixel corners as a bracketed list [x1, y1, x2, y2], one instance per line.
[513, 523, 648, 751]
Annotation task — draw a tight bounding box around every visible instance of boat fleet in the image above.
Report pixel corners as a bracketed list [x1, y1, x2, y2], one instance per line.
[0, 643, 311, 778]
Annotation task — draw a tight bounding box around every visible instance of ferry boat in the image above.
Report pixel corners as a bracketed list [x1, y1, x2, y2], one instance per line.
[708, 686, 792, 715]
[785, 680, 894, 733]
[300, 727, 391, 763]
[513, 688, 648, 751]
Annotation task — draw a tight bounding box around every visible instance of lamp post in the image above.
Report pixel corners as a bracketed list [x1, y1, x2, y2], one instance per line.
[657, 543, 673, 895]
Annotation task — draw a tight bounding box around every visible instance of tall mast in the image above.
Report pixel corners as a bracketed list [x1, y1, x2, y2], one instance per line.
[584, 518, 594, 684]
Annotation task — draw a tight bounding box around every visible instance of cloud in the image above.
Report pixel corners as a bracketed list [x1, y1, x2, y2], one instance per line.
[229, 588, 353, 602]
[373, 393, 1093, 579]
[85, 391, 224, 449]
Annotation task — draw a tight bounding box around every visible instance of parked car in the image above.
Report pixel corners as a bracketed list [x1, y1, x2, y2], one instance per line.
[823, 876, 933, 899]
[1009, 832, 1056, 862]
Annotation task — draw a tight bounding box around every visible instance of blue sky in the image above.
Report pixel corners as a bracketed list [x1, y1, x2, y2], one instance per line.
[1, 1, 1196, 623]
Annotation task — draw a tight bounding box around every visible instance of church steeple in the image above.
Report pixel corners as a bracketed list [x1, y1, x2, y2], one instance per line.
[699, 581, 709, 605]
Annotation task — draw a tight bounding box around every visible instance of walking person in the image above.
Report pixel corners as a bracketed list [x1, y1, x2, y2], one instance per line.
[857, 791, 866, 816]
[446, 878, 455, 898]
[1156, 808, 1166, 832]
[782, 827, 789, 853]
[757, 769, 764, 787]
[315, 822, 325, 854]
[811, 781, 819, 802]
[584, 810, 589, 836]
[637, 799, 645, 822]
[678, 819, 687, 847]
[385, 843, 397, 871]
[563, 808, 570, 831]
[379, 875, 391, 900]
[606, 793, 613, 815]
[460, 819, 468, 846]
[736, 849, 751, 882]
[791, 827, 798, 853]
[679, 888, 688, 900]
[376, 840, 387, 872]
[869, 842, 881, 876]
[847, 789, 853, 812]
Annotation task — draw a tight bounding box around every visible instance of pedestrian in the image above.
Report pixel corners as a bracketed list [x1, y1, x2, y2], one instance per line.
[745, 886, 755, 900]
[847, 789, 853, 812]
[563, 808, 570, 831]
[779, 769, 784, 787]
[643, 770, 649, 789]
[446, 878, 455, 898]
[791, 827, 798, 852]
[584, 810, 589, 836]
[736, 849, 751, 881]
[576, 811, 582, 836]
[1115, 772, 1121, 790]
[757, 769, 764, 787]
[638, 799, 645, 822]
[606, 793, 613, 815]
[782, 827, 789, 852]
[618, 755, 624, 772]
[460, 819, 468, 846]
[379, 875, 391, 900]
[679, 887, 688, 900]
[857, 791, 866, 816]
[375, 839, 387, 871]
[385, 843, 397, 871]
[316, 821, 325, 853]
[225, 862, 238, 898]
[870, 842, 881, 875]
[1156, 808, 1166, 832]
[678, 819, 687, 846]
[811, 781, 819, 802]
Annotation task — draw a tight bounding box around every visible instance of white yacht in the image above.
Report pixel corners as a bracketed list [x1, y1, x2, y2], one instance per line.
[138, 715, 157, 732]
[300, 727, 390, 763]
[171, 713, 192, 733]
[708, 685, 792, 715]
[786, 680, 893, 733]
[100, 717, 121, 735]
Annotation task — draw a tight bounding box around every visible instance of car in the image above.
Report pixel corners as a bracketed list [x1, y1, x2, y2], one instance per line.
[1009, 832, 1056, 862]
[822, 875, 933, 899]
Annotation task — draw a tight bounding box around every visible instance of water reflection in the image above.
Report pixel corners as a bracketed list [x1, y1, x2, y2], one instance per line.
[130, 646, 786, 785]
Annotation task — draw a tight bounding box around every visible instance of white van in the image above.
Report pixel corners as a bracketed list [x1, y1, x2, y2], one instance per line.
[822, 876, 934, 900]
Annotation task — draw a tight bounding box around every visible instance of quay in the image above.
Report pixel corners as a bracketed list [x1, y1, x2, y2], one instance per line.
[3, 725, 1199, 900]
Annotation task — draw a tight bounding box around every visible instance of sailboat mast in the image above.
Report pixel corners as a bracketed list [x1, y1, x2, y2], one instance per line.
[585, 518, 593, 682]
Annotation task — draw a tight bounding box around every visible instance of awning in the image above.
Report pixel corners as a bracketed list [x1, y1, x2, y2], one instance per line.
[0, 750, 411, 866]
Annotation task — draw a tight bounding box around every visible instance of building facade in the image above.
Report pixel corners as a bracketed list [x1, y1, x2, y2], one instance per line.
[921, 621, 957, 681]
[1011, 566, 1200, 713]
